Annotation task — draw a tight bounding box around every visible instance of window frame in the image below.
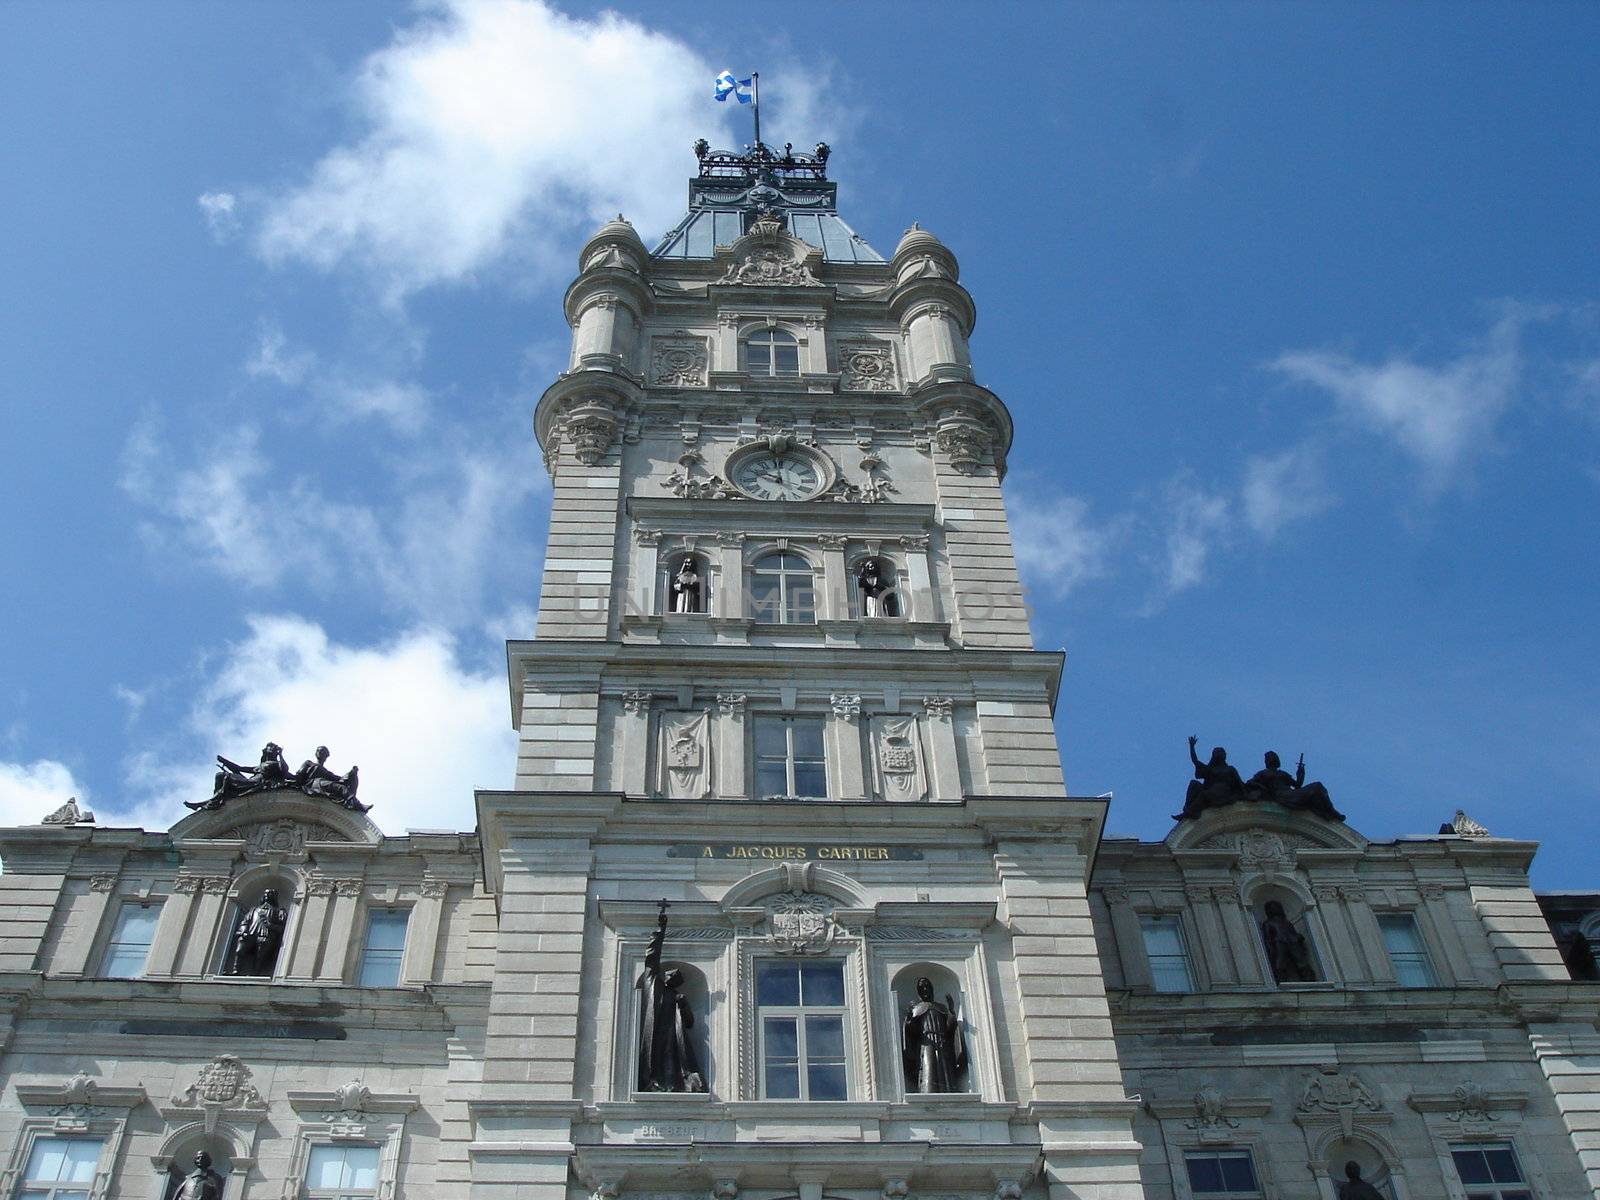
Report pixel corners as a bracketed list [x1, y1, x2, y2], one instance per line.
[301, 1142, 381, 1200]
[741, 328, 801, 378]
[356, 908, 411, 989]
[1181, 1147, 1264, 1199]
[754, 958, 851, 1101]
[748, 551, 817, 625]
[1377, 911, 1438, 988]
[12, 1135, 105, 1199]
[752, 713, 828, 800]
[1139, 912, 1196, 994]
[99, 901, 161, 979]
[1449, 1141, 1534, 1200]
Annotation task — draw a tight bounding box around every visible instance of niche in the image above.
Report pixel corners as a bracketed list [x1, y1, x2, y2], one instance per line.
[633, 958, 714, 1095]
[664, 552, 711, 616]
[217, 873, 297, 979]
[1248, 883, 1323, 985]
[890, 961, 973, 1095]
[1323, 1136, 1396, 1199]
[854, 556, 903, 618]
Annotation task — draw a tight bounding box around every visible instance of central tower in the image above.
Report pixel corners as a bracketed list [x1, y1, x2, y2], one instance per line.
[472, 141, 1147, 1200]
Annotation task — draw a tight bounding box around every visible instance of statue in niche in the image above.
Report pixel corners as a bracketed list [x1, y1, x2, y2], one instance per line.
[670, 558, 703, 614]
[636, 901, 706, 1093]
[1335, 1162, 1386, 1200]
[172, 1151, 225, 1200]
[902, 977, 967, 1094]
[857, 558, 898, 617]
[229, 889, 287, 977]
[1260, 900, 1317, 983]
[295, 746, 367, 812]
[1174, 736, 1246, 820]
[1246, 751, 1343, 821]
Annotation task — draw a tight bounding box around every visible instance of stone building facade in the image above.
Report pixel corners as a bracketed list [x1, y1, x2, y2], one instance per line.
[0, 142, 1594, 1200]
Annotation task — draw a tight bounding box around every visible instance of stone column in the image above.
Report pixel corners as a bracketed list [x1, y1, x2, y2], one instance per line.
[818, 535, 848, 620]
[1309, 884, 1363, 983]
[898, 535, 934, 621]
[1184, 883, 1236, 985]
[828, 695, 865, 800]
[920, 697, 962, 800]
[1214, 886, 1266, 986]
[1339, 884, 1390, 983]
[717, 533, 746, 620]
[316, 878, 366, 984]
[143, 878, 197, 978]
[177, 876, 233, 977]
[1100, 885, 1153, 991]
[618, 693, 652, 796]
[633, 528, 661, 618]
[717, 693, 748, 798]
[1416, 882, 1477, 985]
[53, 875, 119, 977]
[285, 878, 333, 981]
[401, 879, 447, 987]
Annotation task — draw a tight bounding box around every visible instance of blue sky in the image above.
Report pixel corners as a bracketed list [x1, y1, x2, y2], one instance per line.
[1, 2, 1596, 885]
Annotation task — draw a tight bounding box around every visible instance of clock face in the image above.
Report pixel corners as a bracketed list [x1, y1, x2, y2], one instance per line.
[730, 452, 823, 500]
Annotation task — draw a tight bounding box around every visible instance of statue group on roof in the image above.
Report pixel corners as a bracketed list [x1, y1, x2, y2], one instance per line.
[1175, 736, 1343, 822]
[186, 742, 368, 813]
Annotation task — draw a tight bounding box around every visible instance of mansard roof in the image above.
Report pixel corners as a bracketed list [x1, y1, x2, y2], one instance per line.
[652, 138, 885, 264]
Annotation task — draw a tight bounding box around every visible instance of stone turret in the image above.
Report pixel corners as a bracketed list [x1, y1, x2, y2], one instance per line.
[889, 225, 976, 386]
[564, 215, 651, 373]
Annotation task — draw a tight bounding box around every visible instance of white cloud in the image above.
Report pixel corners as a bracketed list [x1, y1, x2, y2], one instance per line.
[1241, 442, 1334, 538]
[249, 0, 836, 299]
[245, 322, 315, 386]
[122, 423, 538, 628]
[127, 615, 512, 834]
[0, 759, 85, 827]
[245, 322, 430, 430]
[197, 191, 239, 240]
[1006, 489, 1117, 598]
[1270, 311, 1526, 490]
[1161, 478, 1231, 593]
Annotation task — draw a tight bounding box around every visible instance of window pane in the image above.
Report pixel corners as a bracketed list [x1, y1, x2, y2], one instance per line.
[765, 1062, 799, 1099]
[757, 962, 800, 1005]
[1148, 959, 1194, 993]
[745, 342, 771, 374]
[764, 1016, 799, 1058]
[1484, 1147, 1523, 1184]
[785, 584, 815, 624]
[791, 719, 825, 759]
[309, 1145, 347, 1189]
[345, 1146, 380, 1189]
[773, 343, 799, 375]
[749, 574, 780, 621]
[103, 944, 151, 979]
[801, 961, 845, 1005]
[359, 949, 403, 988]
[365, 910, 409, 951]
[1452, 1149, 1493, 1185]
[1220, 1153, 1259, 1190]
[755, 762, 789, 798]
[754, 718, 788, 757]
[808, 1062, 847, 1099]
[1185, 1155, 1225, 1193]
[1140, 916, 1184, 956]
[791, 763, 826, 798]
[806, 1014, 845, 1059]
[25, 1138, 101, 1184]
[61, 1141, 99, 1183]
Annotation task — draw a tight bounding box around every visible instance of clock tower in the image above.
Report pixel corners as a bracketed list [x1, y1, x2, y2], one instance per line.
[473, 139, 1147, 1200]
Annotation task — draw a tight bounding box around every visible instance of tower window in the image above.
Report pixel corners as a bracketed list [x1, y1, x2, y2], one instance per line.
[1377, 913, 1438, 987]
[750, 552, 816, 624]
[754, 715, 827, 799]
[101, 902, 160, 978]
[1139, 914, 1195, 993]
[742, 329, 800, 377]
[756, 960, 848, 1099]
[1449, 1143, 1531, 1200]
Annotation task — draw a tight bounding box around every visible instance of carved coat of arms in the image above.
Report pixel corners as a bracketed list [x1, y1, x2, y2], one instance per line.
[767, 891, 836, 955]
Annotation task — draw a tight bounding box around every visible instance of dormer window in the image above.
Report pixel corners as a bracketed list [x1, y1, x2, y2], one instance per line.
[743, 329, 800, 377]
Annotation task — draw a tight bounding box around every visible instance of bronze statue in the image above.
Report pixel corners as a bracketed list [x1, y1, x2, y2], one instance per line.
[857, 559, 898, 617]
[670, 558, 703, 614]
[1174, 736, 1246, 820]
[902, 976, 967, 1093]
[1260, 900, 1317, 983]
[229, 889, 287, 977]
[173, 1151, 225, 1200]
[636, 901, 706, 1093]
[1335, 1161, 1385, 1200]
[1246, 751, 1344, 821]
[192, 742, 292, 809]
[295, 746, 367, 812]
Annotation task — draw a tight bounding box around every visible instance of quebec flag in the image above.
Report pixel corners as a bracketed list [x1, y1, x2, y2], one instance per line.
[714, 70, 753, 104]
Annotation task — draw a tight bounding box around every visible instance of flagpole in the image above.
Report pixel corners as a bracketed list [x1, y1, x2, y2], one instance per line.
[751, 71, 761, 149]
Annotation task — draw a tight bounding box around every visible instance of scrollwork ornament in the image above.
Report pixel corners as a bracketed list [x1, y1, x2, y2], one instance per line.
[921, 695, 954, 721]
[420, 878, 449, 899]
[830, 693, 862, 719]
[622, 691, 654, 715]
[715, 693, 748, 716]
[88, 875, 118, 894]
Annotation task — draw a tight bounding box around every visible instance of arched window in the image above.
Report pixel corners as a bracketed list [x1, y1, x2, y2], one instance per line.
[750, 551, 815, 624]
[742, 329, 800, 377]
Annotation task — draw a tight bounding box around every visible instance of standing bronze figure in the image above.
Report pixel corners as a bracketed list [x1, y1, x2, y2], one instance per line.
[636, 900, 706, 1093]
[173, 1151, 225, 1200]
[670, 559, 703, 614]
[902, 976, 967, 1093]
[1335, 1162, 1385, 1200]
[1260, 900, 1317, 983]
[229, 889, 287, 977]
[857, 559, 898, 617]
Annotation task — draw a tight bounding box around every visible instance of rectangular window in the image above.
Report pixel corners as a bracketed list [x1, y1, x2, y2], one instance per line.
[753, 716, 827, 799]
[756, 960, 848, 1100]
[357, 909, 410, 988]
[1184, 1149, 1262, 1198]
[304, 1144, 380, 1199]
[1378, 913, 1438, 987]
[1450, 1143, 1532, 1200]
[18, 1136, 102, 1199]
[100, 902, 160, 978]
[1139, 914, 1195, 993]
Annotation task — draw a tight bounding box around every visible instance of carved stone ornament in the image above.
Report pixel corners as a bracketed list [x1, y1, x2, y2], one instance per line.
[1449, 1081, 1495, 1123]
[664, 449, 742, 500]
[824, 452, 896, 504]
[922, 695, 955, 721]
[715, 692, 747, 715]
[1298, 1067, 1382, 1116]
[933, 409, 995, 475]
[1237, 829, 1295, 872]
[239, 818, 329, 859]
[659, 710, 711, 799]
[718, 212, 822, 287]
[623, 691, 653, 715]
[652, 334, 709, 387]
[766, 890, 837, 955]
[88, 875, 117, 893]
[839, 340, 899, 392]
[41, 796, 94, 824]
[1442, 808, 1491, 838]
[16, 1072, 147, 1133]
[171, 1055, 267, 1113]
[830, 693, 863, 718]
[1187, 1086, 1239, 1132]
[566, 400, 619, 466]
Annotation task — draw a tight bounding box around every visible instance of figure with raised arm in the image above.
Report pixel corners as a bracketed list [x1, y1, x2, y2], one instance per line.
[636, 900, 707, 1093]
[1174, 735, 1246, 820]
